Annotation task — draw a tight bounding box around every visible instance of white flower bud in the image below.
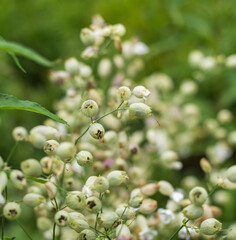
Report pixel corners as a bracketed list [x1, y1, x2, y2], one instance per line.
[94, 176, 109, 193]
[65, 57, 80, 75]
[104, 131, 117, 144]
[200, 218, 222, 235]
[180, 80, 198, 96]
[182, 204, 203, 219]
[81, 100, 99, 118]
[66, 191, 86, 211]
[129, 103, 152, 118]
[3, 202, 21, 220]
[37, 217, 52, 231]
[80, 28, 95, 45]
[86, 196, 102, 213]
[56, 142, 75, 163]
[23, 193, 45, 207]
[107, 170, 128, 186]
[55, 210, 70, 227]
[98, 58, 112, 77]
[158, 181, 174, 196]
[89, 123, 105, 139]
[40, 156, 53, 174]
[10, 170, 27, 190]
[79, 229, 96, 240]
[189, 187, 208, 206]
[132, 86, 150, 100]
[226, 165, 236, 183]
[227, 223, 236, 239]
[12, 126, 28, 141]
[45, 182, 57, 200]
[141, 183, 160, 196]
[160, 150, 178, 163]
[117, 86, 131, 101]
[44, 140, 59, 155]
[76, 151, 93, 167]
[99, 211, 119, 228]
[112, 24, 126, 36]
[139, 198, 157, 214]
[200, 158, 211, 173]
[116, 224, 131, 237]
[29, 133, 46, 149]
[0, 171, 8, 192]
[228, 131, 236, 146]
[69, 212, 86, 221]
[217, 109, 233, 123]
[21, 159, 42, 177]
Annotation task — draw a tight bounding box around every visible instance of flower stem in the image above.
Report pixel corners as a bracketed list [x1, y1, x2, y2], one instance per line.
[168, 219, 190, 240]
[1, 214, 5, 240]
[16, 219, 33, 240]
[53, 222, 56, 240]
[6, 141, 18, 164]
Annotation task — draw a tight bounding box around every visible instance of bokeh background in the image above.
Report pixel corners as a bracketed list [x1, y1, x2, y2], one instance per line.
[1, 0, 236, 239]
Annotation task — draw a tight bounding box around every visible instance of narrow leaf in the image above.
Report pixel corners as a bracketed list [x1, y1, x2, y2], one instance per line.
[26, 176, 48, 184]
[0, 39, 55, 67]
[0, 93, 68, 125]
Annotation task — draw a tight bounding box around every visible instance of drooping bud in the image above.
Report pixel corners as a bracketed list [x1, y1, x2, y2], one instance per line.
[76, 151, 93, 167]
[182, 204, 203, 220]
[86, 196, 102, 213]
[118, 86, 131, 100]
[66, 191, 86, 211]
[189, 187, 208, 206]
[44, 140, 59, 155]
[94, 176, 109, 193]
[139, 198, 157, 214]
[116, 224, 131, 238]
[0, 171, 8, 192]
[12, 126, 28, 141]
[40, 156, 53, 174]
[132, 85, 150, 100]
[107, 170, 128, 186]
[226, 165, 236, 183]
[3, 202, 21, 220]
[65, 57, 80, 75]
[10, 170, 27, 190]
[141, 183, 160, 196]
[21, 159, 42, 177]
[37, 217, 52, 231]
[129, 103, 152, 118]
[158, 181, 174, 197]
[89, 123, 105, 139]
[79, 229, 96, 240]
[56, 142, 75, 163]
[45, 182, 57, 200]
[23, 193, 45, 207]
[81, 100, 99, 118]
[99, 211, 119, 228]
[80, 28, 95, 46]
[200, 218, 222, 235]
[55, 210, 70, 227]
[69, 215, 89, 233]
[200, 158, 212, 173]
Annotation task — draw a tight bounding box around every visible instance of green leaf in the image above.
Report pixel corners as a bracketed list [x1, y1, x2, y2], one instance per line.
[0, 93, 68, 125]
[0, 38, 56, 67]
[26, 176, 48, 184]
[0, 35, 26, 73]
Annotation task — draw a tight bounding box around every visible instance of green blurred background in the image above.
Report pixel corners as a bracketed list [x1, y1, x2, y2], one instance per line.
[1, 0, 236, 239]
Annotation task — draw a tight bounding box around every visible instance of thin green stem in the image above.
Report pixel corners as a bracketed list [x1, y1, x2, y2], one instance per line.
[16, 219, 33, 240]
[208, 184, 219, 198]
[168, 219, 190, 240]
[75, 125, 90, 145]
[53, 222, 56, 240]
[54, 198, 59, 211]
[60, 162, 66, 188]
[6, 141, 18, 164]
[1, 214, 5, 240]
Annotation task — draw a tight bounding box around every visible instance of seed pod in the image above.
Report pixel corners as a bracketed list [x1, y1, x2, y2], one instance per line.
[66, 191, 86, 211]
[118, 86, 131, 100]
[139, 199, 157, 214]
[89, 123, 105, 140]
[12, 126, 28, 141]
[0, 171, 8, 192]
[81, 100, 99, 118]
[116, 224, 131, 237]
[182, 204, 203, 220]
[55, 210, 70, 227]
[23, 193, 45, 207]
[158, 181, 174, 197]
[132, 85, 150, 100]
[86, 196, 102, 213]
[3, 202, 21, 220]
[200, 218, 222, 235]
[56, 142, 75, 163]
[10, 170, 27, 190]
[44, 140, 59, 155]
[79, 229, 96, 240]
[107, 170, 128, 186]
[129, 103, 152, 118]
[76, 151, 93, 167]
[69, 217, 89, 233]
[21, 159, 42, 177]
[189, 187, 208, 206]
[200, 158, 212, 173]
[226, 165, 236, 183]
[37, 217, 52, 231]
[45, 182, 57, 200]
[99, 211, 119, 228]
[94, 176, 109, 193]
